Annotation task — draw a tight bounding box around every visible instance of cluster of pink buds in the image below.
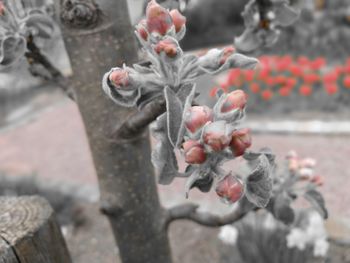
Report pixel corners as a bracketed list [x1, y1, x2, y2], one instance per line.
[103, 0, 258, 108]
[286, 151, 323, 186]
[182, 90, 251, 165]
[178, 89, 253, 204]
[136, 0, 186, 41]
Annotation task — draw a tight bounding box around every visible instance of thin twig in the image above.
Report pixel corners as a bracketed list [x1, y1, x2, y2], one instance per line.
[25, 35, 76, 100]
[165, 203, 258, 228]
[111, 96, 166, 140]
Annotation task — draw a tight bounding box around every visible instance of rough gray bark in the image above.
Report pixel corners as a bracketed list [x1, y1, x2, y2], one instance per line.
[0, 196, 72, 263]
[57, 0, 173, 263]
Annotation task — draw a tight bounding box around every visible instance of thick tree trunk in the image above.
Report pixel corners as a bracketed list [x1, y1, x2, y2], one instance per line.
[57, 0, 172, 262]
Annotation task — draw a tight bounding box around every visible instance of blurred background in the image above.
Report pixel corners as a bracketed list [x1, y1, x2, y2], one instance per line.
[0, 0, 350, 262]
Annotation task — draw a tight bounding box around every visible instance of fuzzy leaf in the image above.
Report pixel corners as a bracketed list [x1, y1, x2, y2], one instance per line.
[151, 114, 182, 185]
[185, 170, 213, 197]
[25, 12, 55, 39]
[304, 189, 328, 219]
[185, 170, 201, 198]
[245, 155, 272, 208]
[165, 87, 184, 147]
[102, 69, 142, 107]
[175, 84, 196, 147]
[213, 93, 245, 123]
[274, 3, 299, 27]
[259, 28, 280, 47]
[272, 193, 295, 225]
[0, 35, 26, 68]
[197, 49, 258, 76]
[243, 148, 275, 165]
[235, 28, 262, 53]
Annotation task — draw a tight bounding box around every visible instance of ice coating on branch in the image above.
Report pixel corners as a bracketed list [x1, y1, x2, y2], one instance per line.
[235, 0, 299, 52]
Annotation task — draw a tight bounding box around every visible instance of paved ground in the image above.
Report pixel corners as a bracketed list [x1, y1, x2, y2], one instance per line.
[1, 98, 350, 222]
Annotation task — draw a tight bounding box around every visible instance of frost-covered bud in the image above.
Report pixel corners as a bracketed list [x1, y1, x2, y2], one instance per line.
[230, 128, 252, 157]
[184, 106, 213, 134]
[109, 69, 129, 88]
[170, 9, 186, 33]
[182, 140, 207, 164]
[219, 46, 235, 65]
[146, 0, 173, 36]
[221, 90, 247, 113]
[202, 121, 231, 152]
[136, 19, 148, 41]
[216, 175, 244, 204]
[154, 38, 178, 58]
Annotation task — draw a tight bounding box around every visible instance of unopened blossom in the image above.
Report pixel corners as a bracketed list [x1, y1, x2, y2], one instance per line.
[219, 46, 235, 65]
[146, 0, 174, 36]
[109, 69, 130, 88]
[220, 90, 247, 113]
[170, 9, 186, 33]
[136, 19, 148, 41]
[184, 106, 213, 134]
[154, 38, 179, 58]
[202, 121, 231, 152]
[230, 128, 252, 157]
[182, 140, 207, 164]
[216, 175, 244, 203]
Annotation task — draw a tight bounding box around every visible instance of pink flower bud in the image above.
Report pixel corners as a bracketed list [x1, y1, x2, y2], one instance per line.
[184, 106, 213, 134]
[182, 140, 207, 164]
[136, 19, 148, 41]
[0, 1, 5, 15]
[288, 159, 299, 172]
[230, 128, 252, 157]
[146, 0, 173, 36]
[299, 158, 316, 168]
[221, 90, 247, 113]
[109, 69, 129, 88]
[216, 175, 244, 204]
[219, 46, 235, 65]
[170, 9, 186, 33]
[310, 175, 324, 186]
[154, 39, 178, 58]
[202, 121, 231, 152]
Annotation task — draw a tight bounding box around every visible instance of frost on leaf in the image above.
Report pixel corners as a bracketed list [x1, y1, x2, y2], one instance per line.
[0, 0, 55, 69]
[245, 154, 273, 208]
[304, 189, 328, 219]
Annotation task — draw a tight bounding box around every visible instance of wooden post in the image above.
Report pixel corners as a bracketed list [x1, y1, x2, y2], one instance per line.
[0, 196, 72, 263]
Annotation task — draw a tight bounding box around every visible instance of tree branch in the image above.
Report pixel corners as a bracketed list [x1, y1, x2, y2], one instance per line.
[25, 35, 76, 100]
[111, 96, 166, 140]
[165, 203, 257, 228]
